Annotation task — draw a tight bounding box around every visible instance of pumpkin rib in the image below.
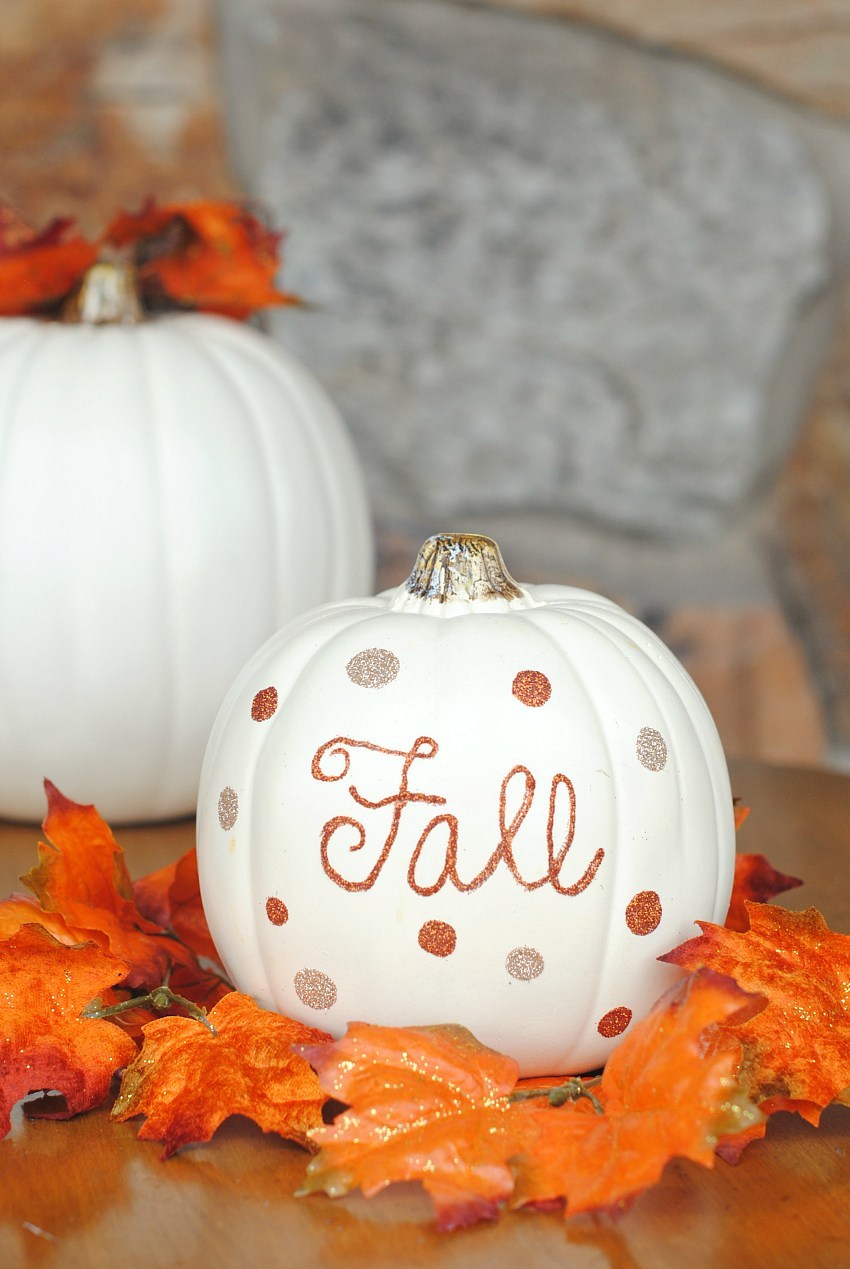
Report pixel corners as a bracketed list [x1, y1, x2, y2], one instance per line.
[133, 323, 186, 813]
[522, 605, 651, 1063]
[173, 316, 283, 629]
[0, 321, 51, 766]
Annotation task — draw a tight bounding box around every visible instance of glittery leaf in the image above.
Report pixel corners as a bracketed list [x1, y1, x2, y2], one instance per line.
[724, 854, 803, 932]
[133, 847, 220, 966]
[663, 904, 850, 1120]
[0, 925, 136, 1138]
[21, 781, 193, 988]
[101, 199, 300, 319]
[112, 993, 331, 1157]
[297, 1022, 535, 1232]
[510, 970, 763, 1217]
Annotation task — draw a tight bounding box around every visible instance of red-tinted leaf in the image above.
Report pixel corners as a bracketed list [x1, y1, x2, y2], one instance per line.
[133, 847, 219, 965]
[725, 854, 803, 932]
[0, 926, 136, 1137]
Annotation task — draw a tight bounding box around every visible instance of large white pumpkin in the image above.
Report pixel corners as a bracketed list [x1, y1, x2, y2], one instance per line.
[197, 533, 734, 1076]
[0, 268, 373, 822]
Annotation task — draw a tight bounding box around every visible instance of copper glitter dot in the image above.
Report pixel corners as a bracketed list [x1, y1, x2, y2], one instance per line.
[636, 726, 667, 771]
[418, 919, 457, 958]
[217, 786, 238, 831]
[346, 647, 400, 689]
[265, 897, 289, 926]
[626, 890, 662, 936]
[294, 968, 338, 1011]
[597, 1006, 633, 1039]
[251, 686, 278, 722]
[512, 670, 552, 708]
[505, 946, 545, 981]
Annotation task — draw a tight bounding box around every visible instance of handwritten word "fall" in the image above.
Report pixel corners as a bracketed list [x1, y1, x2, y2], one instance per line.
[310, 734, 604, 896]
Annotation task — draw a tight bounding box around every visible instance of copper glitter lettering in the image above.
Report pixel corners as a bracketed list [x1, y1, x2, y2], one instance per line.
[313, 735, 445, 892]
[636, 726, 667, 771]
[265, 896, 289, 926]
[251, 686, 278, 722]
[346, 647, 400, 689]
[310, 732, 604, 898]
[505, 946, 545, 980]
[626, 890, 662, 936]
[512, 669, 551, 707]
[418, 920, 457, 957]
[597, 1006, 632, 1038]
[217, 786, 238, 831]
[294, 968, 337, 1011]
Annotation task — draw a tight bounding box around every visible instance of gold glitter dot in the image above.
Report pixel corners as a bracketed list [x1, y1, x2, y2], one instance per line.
[251, 686, 278, 722]
[512, 670, 552, 708]
[418, 920, 457, 958]
[636, 726, 667, 771]
[346, 647, 400, 689]
[265, 897, 289, 926]
[597, 1006, 632, 1038]
[626, 890, 662, 936]
[294, 968, 337, 1011]
[505, 946, 545, 980]
[218, 786, 238, 831]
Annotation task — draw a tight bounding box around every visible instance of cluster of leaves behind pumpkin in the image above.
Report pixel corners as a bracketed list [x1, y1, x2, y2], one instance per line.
[0, 199, 300, 321]
[1, 786, 849, 1233]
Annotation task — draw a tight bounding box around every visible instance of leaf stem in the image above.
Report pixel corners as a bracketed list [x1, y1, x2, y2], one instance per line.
[510, 1076, 604, 1115]
[83, 987, 218, 1034]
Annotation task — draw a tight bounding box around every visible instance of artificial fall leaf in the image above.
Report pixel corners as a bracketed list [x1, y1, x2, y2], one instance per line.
[133, 847, 219, 966]
[663, 904, 850, 1121]
[509, 970, 762, 1217]
[725, 854, 803, 932]
[733, 801, 751, 831]
[0, 214, 97, 316]
[297, 1022, 535, 1232]
[21, 781, 191, 988]
[102, 200, 299, 319]
[0, 925, 136, 1138]
[112, 992, 331, 1157]
[0, 893, 77, 945]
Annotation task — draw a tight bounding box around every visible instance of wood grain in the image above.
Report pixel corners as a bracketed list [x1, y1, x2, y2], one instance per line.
[1, 761, 849, 1267]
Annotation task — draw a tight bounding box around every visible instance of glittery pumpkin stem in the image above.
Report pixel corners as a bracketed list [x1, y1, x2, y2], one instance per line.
[83, 986, 218, 1035]
[509, 1075, 604, 1115]
[403, 533, 525, 603]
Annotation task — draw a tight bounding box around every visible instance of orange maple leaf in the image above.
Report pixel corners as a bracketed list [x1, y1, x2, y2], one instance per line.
[101, 200, 300, 319]
[0, 893, 77, 945]
[297, 1022, 535, 1232]
[509, 970, 762, 1217]
[724, 854, 803, 932]
[0, 925, 136, 1138]
[112, 992, 331, 1157]
[663, 904, 850, 1122]
[21, 781, 192, 988]
[133, 847, 220, 966]
[0, 214, 97, 316]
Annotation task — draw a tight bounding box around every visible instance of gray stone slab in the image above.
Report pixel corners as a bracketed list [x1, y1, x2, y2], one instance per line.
[217, 0, 830, 537]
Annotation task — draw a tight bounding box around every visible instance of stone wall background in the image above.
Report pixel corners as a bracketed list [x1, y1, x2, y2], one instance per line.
[3, 0, 850, 771]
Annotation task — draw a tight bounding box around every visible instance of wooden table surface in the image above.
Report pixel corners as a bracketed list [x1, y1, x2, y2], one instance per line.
[1, 758, 849, 1268]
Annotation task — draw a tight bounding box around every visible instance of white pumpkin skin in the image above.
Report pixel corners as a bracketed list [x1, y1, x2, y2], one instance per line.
[197, 535, 734, 1076]
[0, 312, 373, 822]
